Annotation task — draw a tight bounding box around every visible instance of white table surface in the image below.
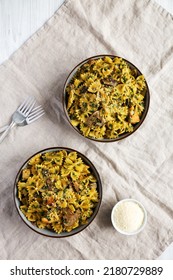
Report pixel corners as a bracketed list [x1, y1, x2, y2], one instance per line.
[0, 0, 173, 260]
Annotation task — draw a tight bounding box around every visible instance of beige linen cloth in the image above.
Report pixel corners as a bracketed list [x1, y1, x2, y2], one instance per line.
[0, 0, 173, 260]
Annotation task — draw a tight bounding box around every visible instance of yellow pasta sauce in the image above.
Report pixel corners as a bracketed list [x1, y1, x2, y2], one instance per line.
[17, 150, 99, 234]
[66, 56, 147, 139]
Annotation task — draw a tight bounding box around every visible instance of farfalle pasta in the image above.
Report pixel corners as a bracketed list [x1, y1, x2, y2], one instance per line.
[17, 150, 99, 234]
[66, 56, 147, 139]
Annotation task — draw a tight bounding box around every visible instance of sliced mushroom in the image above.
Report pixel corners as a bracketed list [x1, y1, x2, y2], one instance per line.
[63, 208, 81, 227]
[102, 78, 118, 86]
[86, 111, 106, 127]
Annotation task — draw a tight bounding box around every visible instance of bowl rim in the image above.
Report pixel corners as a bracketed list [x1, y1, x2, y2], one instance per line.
[14, 147, 102, 238]
[63, 54, 150, 143]
[111, 198, 147, 235]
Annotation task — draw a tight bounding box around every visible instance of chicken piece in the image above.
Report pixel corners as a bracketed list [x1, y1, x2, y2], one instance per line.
[47, 196, 54, 206]
[89, 183, 97, 189]
[88, 59, 95, 65]
[130, 112, 140, 124]
[129, 106, 140, 124]
[41, 217, 49, 224]
[73, 181, 80, 192]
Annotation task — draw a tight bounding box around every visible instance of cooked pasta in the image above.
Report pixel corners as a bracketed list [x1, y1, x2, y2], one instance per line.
[17, 150, 99, 234]
[66, 56, 147, 139]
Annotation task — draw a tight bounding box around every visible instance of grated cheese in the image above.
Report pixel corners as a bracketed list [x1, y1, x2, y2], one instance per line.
[113, 201, 144, 233]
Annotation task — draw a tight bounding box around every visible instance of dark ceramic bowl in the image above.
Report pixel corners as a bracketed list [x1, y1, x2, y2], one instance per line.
[14, 147, 102, 238]
[63, 55, 150, 142]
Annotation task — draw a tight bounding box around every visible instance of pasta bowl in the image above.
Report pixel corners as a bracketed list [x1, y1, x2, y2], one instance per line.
[14, 147, 102, 237]
[63, 55, 150, 142]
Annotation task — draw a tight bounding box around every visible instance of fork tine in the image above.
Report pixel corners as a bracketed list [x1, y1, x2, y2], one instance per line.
[28, 107, 44, 118]
[31, 105, 42, 111]
[28, 105, 42, 117]
[18, 96, 32, 111]
[28, 109, 44, 120]
[22, 97, 36, 115]
[27, 107, 44, 119]
[27, 111, 45, 123]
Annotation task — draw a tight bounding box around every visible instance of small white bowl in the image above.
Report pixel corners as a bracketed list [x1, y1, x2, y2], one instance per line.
[111, 198, 147, 235]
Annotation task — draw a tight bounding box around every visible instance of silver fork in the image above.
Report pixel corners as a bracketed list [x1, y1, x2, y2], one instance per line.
[0, 96, 39, 144]
[0, 105, 44, 133]
[0, 105, 44, 144]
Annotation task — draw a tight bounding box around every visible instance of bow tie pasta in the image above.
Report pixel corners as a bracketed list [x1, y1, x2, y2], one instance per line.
[66, 56, 147, 139]
[17, 150, 99, 234]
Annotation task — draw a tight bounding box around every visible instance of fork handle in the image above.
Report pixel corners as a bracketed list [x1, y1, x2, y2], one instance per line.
[0, 122, 16, 144]
[0, 125, 9, 133]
